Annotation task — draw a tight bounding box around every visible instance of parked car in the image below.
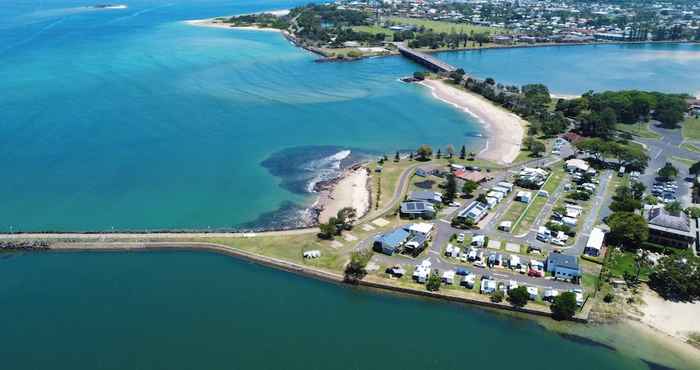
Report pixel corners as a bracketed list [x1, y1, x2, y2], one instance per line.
[474, 260, 486, 268]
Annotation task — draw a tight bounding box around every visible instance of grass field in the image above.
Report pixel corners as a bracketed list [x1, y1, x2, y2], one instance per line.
[682, 116, 700, 141]
[615, 122, 661, 140]
[350, 25, 394, 40]
[605, 248, 652, 281]
[671, 156, 696, 167]
[386, 17, 501, 35]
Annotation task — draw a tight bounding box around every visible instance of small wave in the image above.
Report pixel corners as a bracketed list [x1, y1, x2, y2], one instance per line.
[304, 150, 352, 193]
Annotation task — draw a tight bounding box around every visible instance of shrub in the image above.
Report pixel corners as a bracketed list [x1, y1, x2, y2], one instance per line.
[491, 290, 505, 303]
[551, 292, 577, 320]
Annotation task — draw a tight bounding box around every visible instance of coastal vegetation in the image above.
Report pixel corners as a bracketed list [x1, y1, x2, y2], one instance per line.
[551, 291, 577, 320]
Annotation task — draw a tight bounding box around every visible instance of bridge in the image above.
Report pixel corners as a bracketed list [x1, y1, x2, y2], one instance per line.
[397, 44, 457, 74]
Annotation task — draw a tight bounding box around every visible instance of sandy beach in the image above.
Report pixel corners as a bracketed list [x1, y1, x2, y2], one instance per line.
[633, 287, 700, 343]
[420, 79, 525, 164]
[184, 18, 283, 32]
[318, 168, 370, 224]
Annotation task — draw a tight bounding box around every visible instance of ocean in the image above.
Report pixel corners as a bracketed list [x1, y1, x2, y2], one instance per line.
[0, 250, 695, 370]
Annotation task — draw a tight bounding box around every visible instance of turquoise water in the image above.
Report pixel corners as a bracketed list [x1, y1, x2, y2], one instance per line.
[2, 1, 700, 232]
[437, 43, 700, 96]
[1, 250, 690, 370]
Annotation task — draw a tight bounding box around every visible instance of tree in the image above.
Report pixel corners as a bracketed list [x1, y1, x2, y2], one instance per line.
[459, 145, 466, 159]
[530, 139, 546, 157]
[394, 151, 400, 162]
[436, 149, 442, 159]
[551, 291, 577, 320]
[426, 271, 441, 291]
[631, 181, 646, 200]
[643, 194, 659, 205]
[444, 174, 457, 203]
[686, 207, 700, 218]
[336, 207, 357, 230]
[446, 144, 455, 159]
[649, 251, 700, 301]
[461, 180, 478, 198]
[344, 250, 373, 284]
[409, 152, 414, 161]
[610, 185, 642, 212]
[416, 144, 433, 161]
[690, 161, 700, 176]
[476, 193, 488, 204]
[606, 212, 649, 249]
[507, 286, 529, 308]
[413, 71, 426, 81]
[658, 162, 678, 180]
[665, 201, 682, 216]
[318, 222, 337, 240]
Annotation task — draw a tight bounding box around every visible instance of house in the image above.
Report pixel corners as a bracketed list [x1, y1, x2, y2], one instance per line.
[454, 169, 488, 183]
[585, 227, 606, 257]
[374, 228, 410, 255]
[546, 254, 581, 281]
[413, 260, 431, 283]
[644, 205, 697, 250]
[400, 201, 436, 219]
[455, 201, 488, 223]
[407, 223, 434, 239]
[566, 158, 590, 173]
[515, 191, 533, 204]
[408, 191, 442, 204]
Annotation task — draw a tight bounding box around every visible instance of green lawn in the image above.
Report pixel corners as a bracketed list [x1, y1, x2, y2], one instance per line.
[500, 201, 528, 225]
[350, 25, 394, 40]
[615, 122, 661, 140]
[386, 17, 501, 35]
[682, 116, 700, 141]
[671, 156, 697, 167]
[605, 248, 652, 281]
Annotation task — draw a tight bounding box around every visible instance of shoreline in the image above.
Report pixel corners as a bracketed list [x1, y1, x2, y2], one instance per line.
[419, 79, 525, 165]
[184, 18, 283, 33]
[315, 166, 371, 224]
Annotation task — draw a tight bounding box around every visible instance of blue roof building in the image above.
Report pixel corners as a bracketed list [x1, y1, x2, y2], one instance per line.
[374, 228, 411, 255]
[546, 254, 580, 281]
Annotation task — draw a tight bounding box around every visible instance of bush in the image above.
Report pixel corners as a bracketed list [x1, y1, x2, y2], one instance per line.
[603, 293, 615, 303]
[344, 250, 373, 284]
[491, 290, 505, 303]
[507, 286, 529, 308]
[426, 272, 442, 292]
[551, 291, 577, 320]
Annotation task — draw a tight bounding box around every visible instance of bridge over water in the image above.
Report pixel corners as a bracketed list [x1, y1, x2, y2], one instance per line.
[397, 44, 458, 74]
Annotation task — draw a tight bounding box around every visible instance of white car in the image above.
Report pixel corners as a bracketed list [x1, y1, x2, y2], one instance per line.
[473, 260, 486, 268]
[457, 233, 465, 243]
[460, 254, 468, 263]
[450, 202, 461, 207]
[551, 238, 565, 246]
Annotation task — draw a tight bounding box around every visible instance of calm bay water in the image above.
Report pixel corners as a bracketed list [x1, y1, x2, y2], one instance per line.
[0, 250, 690, 370]
[2, 1, 700, 231]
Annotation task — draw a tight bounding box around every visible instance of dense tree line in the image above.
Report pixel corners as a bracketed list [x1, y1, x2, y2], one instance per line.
[556, 90, 689, 136]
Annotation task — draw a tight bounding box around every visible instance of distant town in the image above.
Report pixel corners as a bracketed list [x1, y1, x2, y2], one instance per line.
[216, 0, 700, 60]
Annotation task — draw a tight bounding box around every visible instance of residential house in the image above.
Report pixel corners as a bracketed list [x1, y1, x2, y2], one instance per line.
[408, 190, 443, 204]
[455, 201, 489, 224]
[374, 228, 411, 255]
[400, 201, 436, 219]
[545, 254, 581, 281]
[516, 191, 533, 204]
[566, 158, 590, 173]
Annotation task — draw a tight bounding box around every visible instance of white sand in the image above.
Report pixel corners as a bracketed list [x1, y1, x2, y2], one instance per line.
[318, 168, 370, 224]
[184, 19, 282, 32]
[636, 287, 700, 342]
[420, 79, 525, 165]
